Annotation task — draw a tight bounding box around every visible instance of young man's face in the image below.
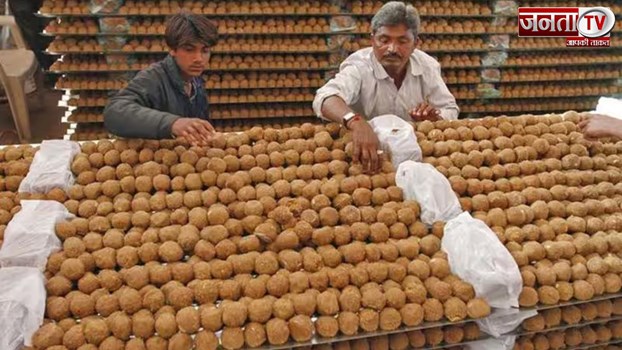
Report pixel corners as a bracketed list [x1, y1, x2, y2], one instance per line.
[371, 24, 417, 71]
[170, 42, 211, 79]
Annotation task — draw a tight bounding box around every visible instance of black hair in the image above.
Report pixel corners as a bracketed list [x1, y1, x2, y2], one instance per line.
[165, 11, 218, 49]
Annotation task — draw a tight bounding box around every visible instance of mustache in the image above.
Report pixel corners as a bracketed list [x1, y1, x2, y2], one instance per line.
[383, 53, 402, 59]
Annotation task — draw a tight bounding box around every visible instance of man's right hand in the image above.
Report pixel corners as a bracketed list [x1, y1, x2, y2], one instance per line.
[171, 118, 215, 146]
[350, 119, 382, 174]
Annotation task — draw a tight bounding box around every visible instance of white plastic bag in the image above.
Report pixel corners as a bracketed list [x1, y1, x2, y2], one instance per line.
[18, 140, 80, 194]
[369, 114, 422, 169]
[0, 200, 74, 269]
[465, 335, 517, 350]
[0, 267, 46, 349]
[593, 96, 622, 120]
[395, 161, 462, 225]
[442, 212, 522, 309]
[476, 308, 538, 338]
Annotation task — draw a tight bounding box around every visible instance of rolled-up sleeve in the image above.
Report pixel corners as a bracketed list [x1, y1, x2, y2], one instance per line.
[312, 64, 363, 120]
[104, 71, 179, 139]
[426, 64, 460, 120]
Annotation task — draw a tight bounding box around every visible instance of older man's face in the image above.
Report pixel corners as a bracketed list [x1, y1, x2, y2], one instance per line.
[371, 24, 417, 71]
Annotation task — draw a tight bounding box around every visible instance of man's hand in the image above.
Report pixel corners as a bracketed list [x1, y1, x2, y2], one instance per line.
[171, 118, 215, 146]
[578, 114, 622, 140]
[410, 103, 441, 122]
[350, 119, 382, 174]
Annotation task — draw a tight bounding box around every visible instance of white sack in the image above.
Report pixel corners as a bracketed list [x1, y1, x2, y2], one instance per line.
[476, 308, 538, 338]
[0, 200, 74, 269]
[18, 140, 80, 193]
[442, 212, 522, 309]
[395, 160, 462, 225]
[0, 267, 46, 349]
[369, 114, 422, 169]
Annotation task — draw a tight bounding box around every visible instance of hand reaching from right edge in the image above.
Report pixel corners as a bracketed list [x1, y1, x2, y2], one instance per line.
[578, 114, 622, 140]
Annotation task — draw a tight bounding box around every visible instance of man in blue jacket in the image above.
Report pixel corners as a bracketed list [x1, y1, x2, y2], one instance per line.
[104, 12, 217, 146]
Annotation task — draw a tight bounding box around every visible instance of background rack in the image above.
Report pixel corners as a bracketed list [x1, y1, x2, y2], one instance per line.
[37, 0, 622, 140]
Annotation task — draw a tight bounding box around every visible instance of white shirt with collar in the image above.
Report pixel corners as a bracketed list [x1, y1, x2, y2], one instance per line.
[313, 47, 459, 121]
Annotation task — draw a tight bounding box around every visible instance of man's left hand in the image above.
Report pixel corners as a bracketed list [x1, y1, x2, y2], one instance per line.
[410, 103, 441, 122]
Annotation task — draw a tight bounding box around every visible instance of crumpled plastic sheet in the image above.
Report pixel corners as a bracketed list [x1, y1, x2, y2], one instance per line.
[476, 308, 538, 338]
[99, 17, 130, 33]
[0, 200, 74, 269]
[482, 52, 508, 67]
[18, 140, 80, 194]
[442, 212, 523, 309]
[0, 267, 46, 349]
[396, 161, 463, 226]
[493, 0, 518, 16]
[369, 114, 423, 169]
[488, 35, 510, 50]
[465, 334, 517, 350]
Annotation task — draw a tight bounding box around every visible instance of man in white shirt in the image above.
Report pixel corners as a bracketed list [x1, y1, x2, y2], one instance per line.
[313, 1, 459, 172]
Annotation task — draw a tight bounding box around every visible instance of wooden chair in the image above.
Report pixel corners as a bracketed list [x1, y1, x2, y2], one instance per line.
[0, 15, 37, 142]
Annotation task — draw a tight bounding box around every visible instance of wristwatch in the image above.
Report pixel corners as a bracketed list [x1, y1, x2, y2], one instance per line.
[342, 112, 361, 129]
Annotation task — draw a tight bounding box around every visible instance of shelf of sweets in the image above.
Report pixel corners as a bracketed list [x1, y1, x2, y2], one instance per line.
[451, 83, 620, 101]
[517, 299, 622, 336]
[501, 52, 622, 67]
[48, 53, 332, 72]
[64, 123, 109, 141]
[60, 89, 317, 108]
[524, 312, 622, 336]
[66, 100, 600, 123]
[45, 36, 329, 54]
[55, 71, 326, 91]
[59, 83, 622, 107]
[40, 0, 548, 18]
[345, 37, 622, 54]
[64, 111, 321, 130]
[64, 104, 316, 140]
[47, 43, 620, 56]
[54, 70, 483, 91]
[43, 17, 516, 36]
[513, 320, 622, 350]
[44, 17, 331, 36]
[42, 15, 620, 38]
[48, 51, 622, 74]
[500, 67, 622, 83]
[459, 98, 598, 114]
[39, 0, 341, 17]
[52, 36, 622, 56]
[68, 74, 579, 93]
[494, 83, 621, 99]
[300, 323, 489, 350]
